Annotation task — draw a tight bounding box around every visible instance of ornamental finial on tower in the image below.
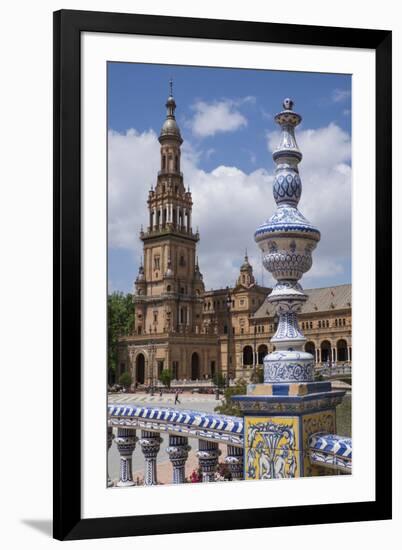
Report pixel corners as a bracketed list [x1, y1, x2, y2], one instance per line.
[160, 80, 182, 143]
[283, 97, 294, 110]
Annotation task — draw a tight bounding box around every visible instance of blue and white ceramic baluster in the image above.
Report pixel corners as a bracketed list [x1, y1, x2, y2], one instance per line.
[115, 427, 137, 487]
[166, 435, 191, 484]
[107, 425, 114, 487]
[196, 440, 221, 482]
[139, 430, 163, 485]
[224, 445, 244, 480]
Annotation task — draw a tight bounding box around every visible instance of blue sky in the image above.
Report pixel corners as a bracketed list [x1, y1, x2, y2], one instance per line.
[108, 62, 351, 294]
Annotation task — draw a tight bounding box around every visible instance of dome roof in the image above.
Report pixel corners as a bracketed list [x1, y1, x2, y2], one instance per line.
[160, 117, 182, 139]
[159, 84, 183, 142]
[240, 253, 252, 272]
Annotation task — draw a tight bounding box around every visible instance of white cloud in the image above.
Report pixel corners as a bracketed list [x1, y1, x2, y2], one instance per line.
[108, 121, 351, 291]
[108, 128, 159, 249]
[188, 99, 248, 138]
[332, 88, 351, 103]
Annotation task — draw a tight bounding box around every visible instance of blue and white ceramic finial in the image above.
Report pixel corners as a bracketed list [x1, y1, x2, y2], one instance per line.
[254, 98, 320, 384]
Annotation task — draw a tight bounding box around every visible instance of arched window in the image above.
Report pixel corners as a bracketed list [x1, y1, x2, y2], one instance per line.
[162, 155, 166, 170]
[175, 155, 179, 172]
[305, 341, 315, 356]
[257, 344, 268, 365]
[321, 340, 332, 363]
[337, 339, 348, 362]
[335, 319, 338, 327]
[136, 354, 145, 385]
[243, 345, 253, 366]
[191, 352, 200, 380]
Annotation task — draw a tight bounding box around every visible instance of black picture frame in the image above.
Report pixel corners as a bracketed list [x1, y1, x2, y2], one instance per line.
[53, 9, 392, 541]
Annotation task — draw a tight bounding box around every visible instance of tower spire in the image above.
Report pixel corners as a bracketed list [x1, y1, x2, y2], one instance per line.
[159, 81, 182, 143]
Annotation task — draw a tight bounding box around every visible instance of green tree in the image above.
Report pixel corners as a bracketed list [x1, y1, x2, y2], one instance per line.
[119, 371, 132, 389]
[108, 292, 134, 383]
[212, 372, 226, 389]
[159, 369, 173, 389]
[250, 366, 264, 383]
[214, 378, 247, 417]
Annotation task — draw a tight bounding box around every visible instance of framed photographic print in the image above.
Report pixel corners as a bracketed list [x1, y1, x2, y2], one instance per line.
[53, 9, 392, 541]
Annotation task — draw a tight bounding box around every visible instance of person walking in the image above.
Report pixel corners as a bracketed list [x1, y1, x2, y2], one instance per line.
[174, 389, 181, 405]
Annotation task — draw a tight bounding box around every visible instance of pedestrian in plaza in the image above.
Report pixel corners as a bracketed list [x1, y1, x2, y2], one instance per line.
[174, 389, 181, 405]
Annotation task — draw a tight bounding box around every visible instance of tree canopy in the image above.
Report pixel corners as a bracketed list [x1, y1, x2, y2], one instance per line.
[214, 378, 247, 417]
[108, 292, 134, 381]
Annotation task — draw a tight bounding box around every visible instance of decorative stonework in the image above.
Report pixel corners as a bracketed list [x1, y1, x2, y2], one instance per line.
[166, 435, 191, 484]
[308, 432, 352, 473]
[224, 445, 244, 480]
[107, 425, 114, 487]
[114, 427, 138, 487]
[254, 99, 320, 383]
[245, 416, 299, 479]
[302, 411, 336, 476]
[196, 440, 221, 482]
[263, 352, 314, 382]
[139, 430, 163, 485]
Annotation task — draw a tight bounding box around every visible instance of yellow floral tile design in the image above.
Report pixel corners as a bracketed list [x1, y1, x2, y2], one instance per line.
[302, 410, 336, 476]
[245, 416, 300, 480]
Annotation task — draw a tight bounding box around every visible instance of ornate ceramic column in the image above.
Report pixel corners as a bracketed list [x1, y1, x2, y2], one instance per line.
[233, 99, 346, 479]
[139, 430, 163, 485]
[196, 440, 221, 482]
[107, 425, 114, 487]
[115, 427, 137, 487]
[166, 435, 191, 484]
[254, 98, 320, 384]
[224, 445, 244, 480]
